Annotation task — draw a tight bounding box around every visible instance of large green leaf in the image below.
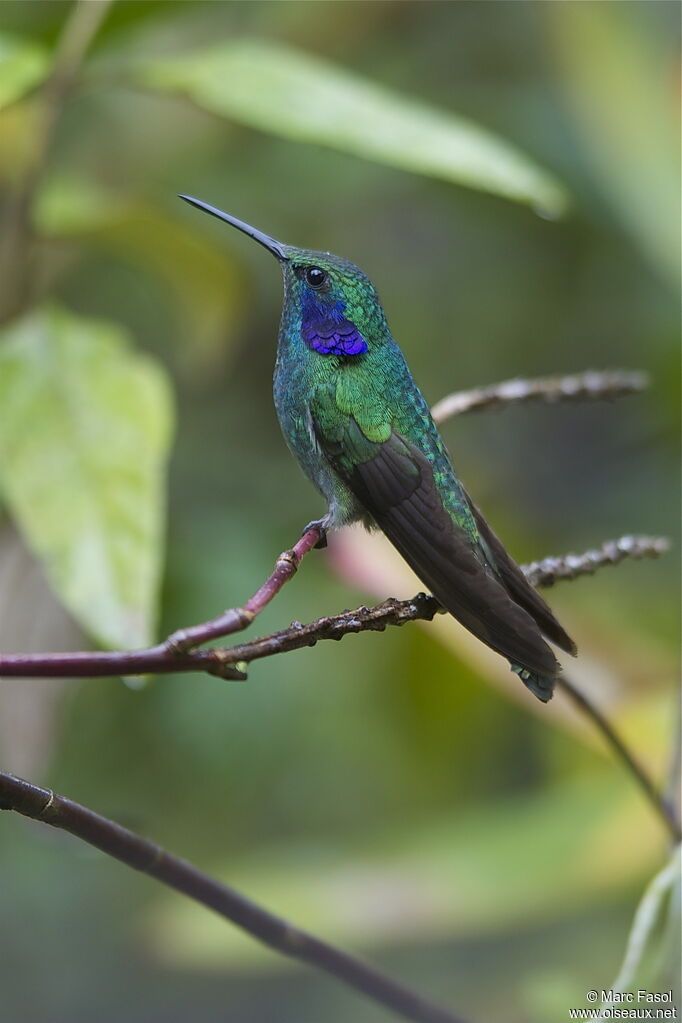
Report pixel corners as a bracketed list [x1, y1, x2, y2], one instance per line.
[0, 307, 173, 649]
[0, 33, 49, 111]
[140, 38, 568, 216]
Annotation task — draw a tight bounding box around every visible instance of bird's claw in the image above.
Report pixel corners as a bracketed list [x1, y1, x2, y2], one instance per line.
[303, 519, 328, 549]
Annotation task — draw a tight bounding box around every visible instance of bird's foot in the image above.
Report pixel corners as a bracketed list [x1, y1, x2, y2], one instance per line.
[302, 518, 328, 549]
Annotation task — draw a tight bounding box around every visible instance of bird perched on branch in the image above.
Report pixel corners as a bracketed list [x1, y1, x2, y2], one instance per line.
[180, 195, 577, 701]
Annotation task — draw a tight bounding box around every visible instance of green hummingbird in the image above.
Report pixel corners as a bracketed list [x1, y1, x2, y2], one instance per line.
[180, 195, 576, 701]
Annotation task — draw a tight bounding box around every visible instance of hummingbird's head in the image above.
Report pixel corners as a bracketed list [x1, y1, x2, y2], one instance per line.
[278, 246, 390, 356]
[179, 195, 389, 356]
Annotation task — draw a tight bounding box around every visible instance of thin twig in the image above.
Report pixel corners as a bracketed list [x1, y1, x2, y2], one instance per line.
[431, 369, 648, 423]
[0, 772, 468, 1023]
[558, 677, 681, 844]
[0, 535, 666, 681]
[522, 535, 669, 588]
[663, 693, 681, 832]
[164, 522, 323, 652]
[216, 594, 440, 672]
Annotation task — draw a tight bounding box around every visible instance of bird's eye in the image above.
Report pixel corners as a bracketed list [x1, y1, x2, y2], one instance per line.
[304, 266, 328, 289]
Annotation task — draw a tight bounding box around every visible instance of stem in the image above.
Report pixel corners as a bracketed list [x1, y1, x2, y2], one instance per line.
[663, 688, 681, 830]
[431, 370, 648, 423]
[0, 772, 469, 1023]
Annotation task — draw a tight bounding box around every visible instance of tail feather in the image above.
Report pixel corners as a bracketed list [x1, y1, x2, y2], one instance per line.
[344, 436, 564, 691]
[465, 493, 578, 657]
[511, 664, 555, 702]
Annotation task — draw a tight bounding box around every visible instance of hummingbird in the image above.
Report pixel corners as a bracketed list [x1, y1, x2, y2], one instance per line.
[180, 195, 576, 702]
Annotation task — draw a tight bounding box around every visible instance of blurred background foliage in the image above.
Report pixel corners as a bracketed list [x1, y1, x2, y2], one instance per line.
[0, 2, 679, 1022]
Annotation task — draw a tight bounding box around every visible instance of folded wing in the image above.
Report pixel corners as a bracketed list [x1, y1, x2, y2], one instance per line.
[313, 412, 567, 699]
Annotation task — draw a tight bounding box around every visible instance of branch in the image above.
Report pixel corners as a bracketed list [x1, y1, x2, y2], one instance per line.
[2, 534, 674, 843]
[195, 536, 673, 672]
[431, 369, 648, 423]
[164, 522, 324, 652]
[0, 772, 469, 1023]
[522, 534, 670, 588]
[0, 523, 323, 679]
[0, 534, 666, 680]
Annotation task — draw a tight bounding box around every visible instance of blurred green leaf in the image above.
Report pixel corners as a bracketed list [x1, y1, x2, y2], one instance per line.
[0, 32, 49, 110]
[0, 306, 173, 648]
[549, 3, 679, 287]
[139, 38, 568, 216]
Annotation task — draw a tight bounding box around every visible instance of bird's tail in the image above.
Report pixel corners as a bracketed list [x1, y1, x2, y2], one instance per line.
[511, 664, 555, 703]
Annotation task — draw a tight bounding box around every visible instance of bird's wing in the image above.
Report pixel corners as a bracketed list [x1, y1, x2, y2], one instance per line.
[465, 494, 577, 656]
[310, 397, 560, 687]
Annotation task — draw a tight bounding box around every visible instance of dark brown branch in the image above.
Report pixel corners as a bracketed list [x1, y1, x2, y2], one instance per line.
[220, 593, 441, 668]
[0, 772, 468, 1023]
[0, 535, 665, 680]
[558, 677, 682, 844]
[431, 369, 648, 423]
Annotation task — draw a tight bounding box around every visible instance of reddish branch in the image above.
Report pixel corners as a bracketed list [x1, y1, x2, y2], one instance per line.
[1, 531, 676, 841]
[164, 522, 324, 652]
[0, 533, 667, 681]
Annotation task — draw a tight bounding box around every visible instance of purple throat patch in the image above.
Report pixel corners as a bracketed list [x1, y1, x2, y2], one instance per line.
[302, 318, 368, 356]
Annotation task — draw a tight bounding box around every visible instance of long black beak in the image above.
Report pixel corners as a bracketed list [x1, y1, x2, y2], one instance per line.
[178, 194, 288, 261]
